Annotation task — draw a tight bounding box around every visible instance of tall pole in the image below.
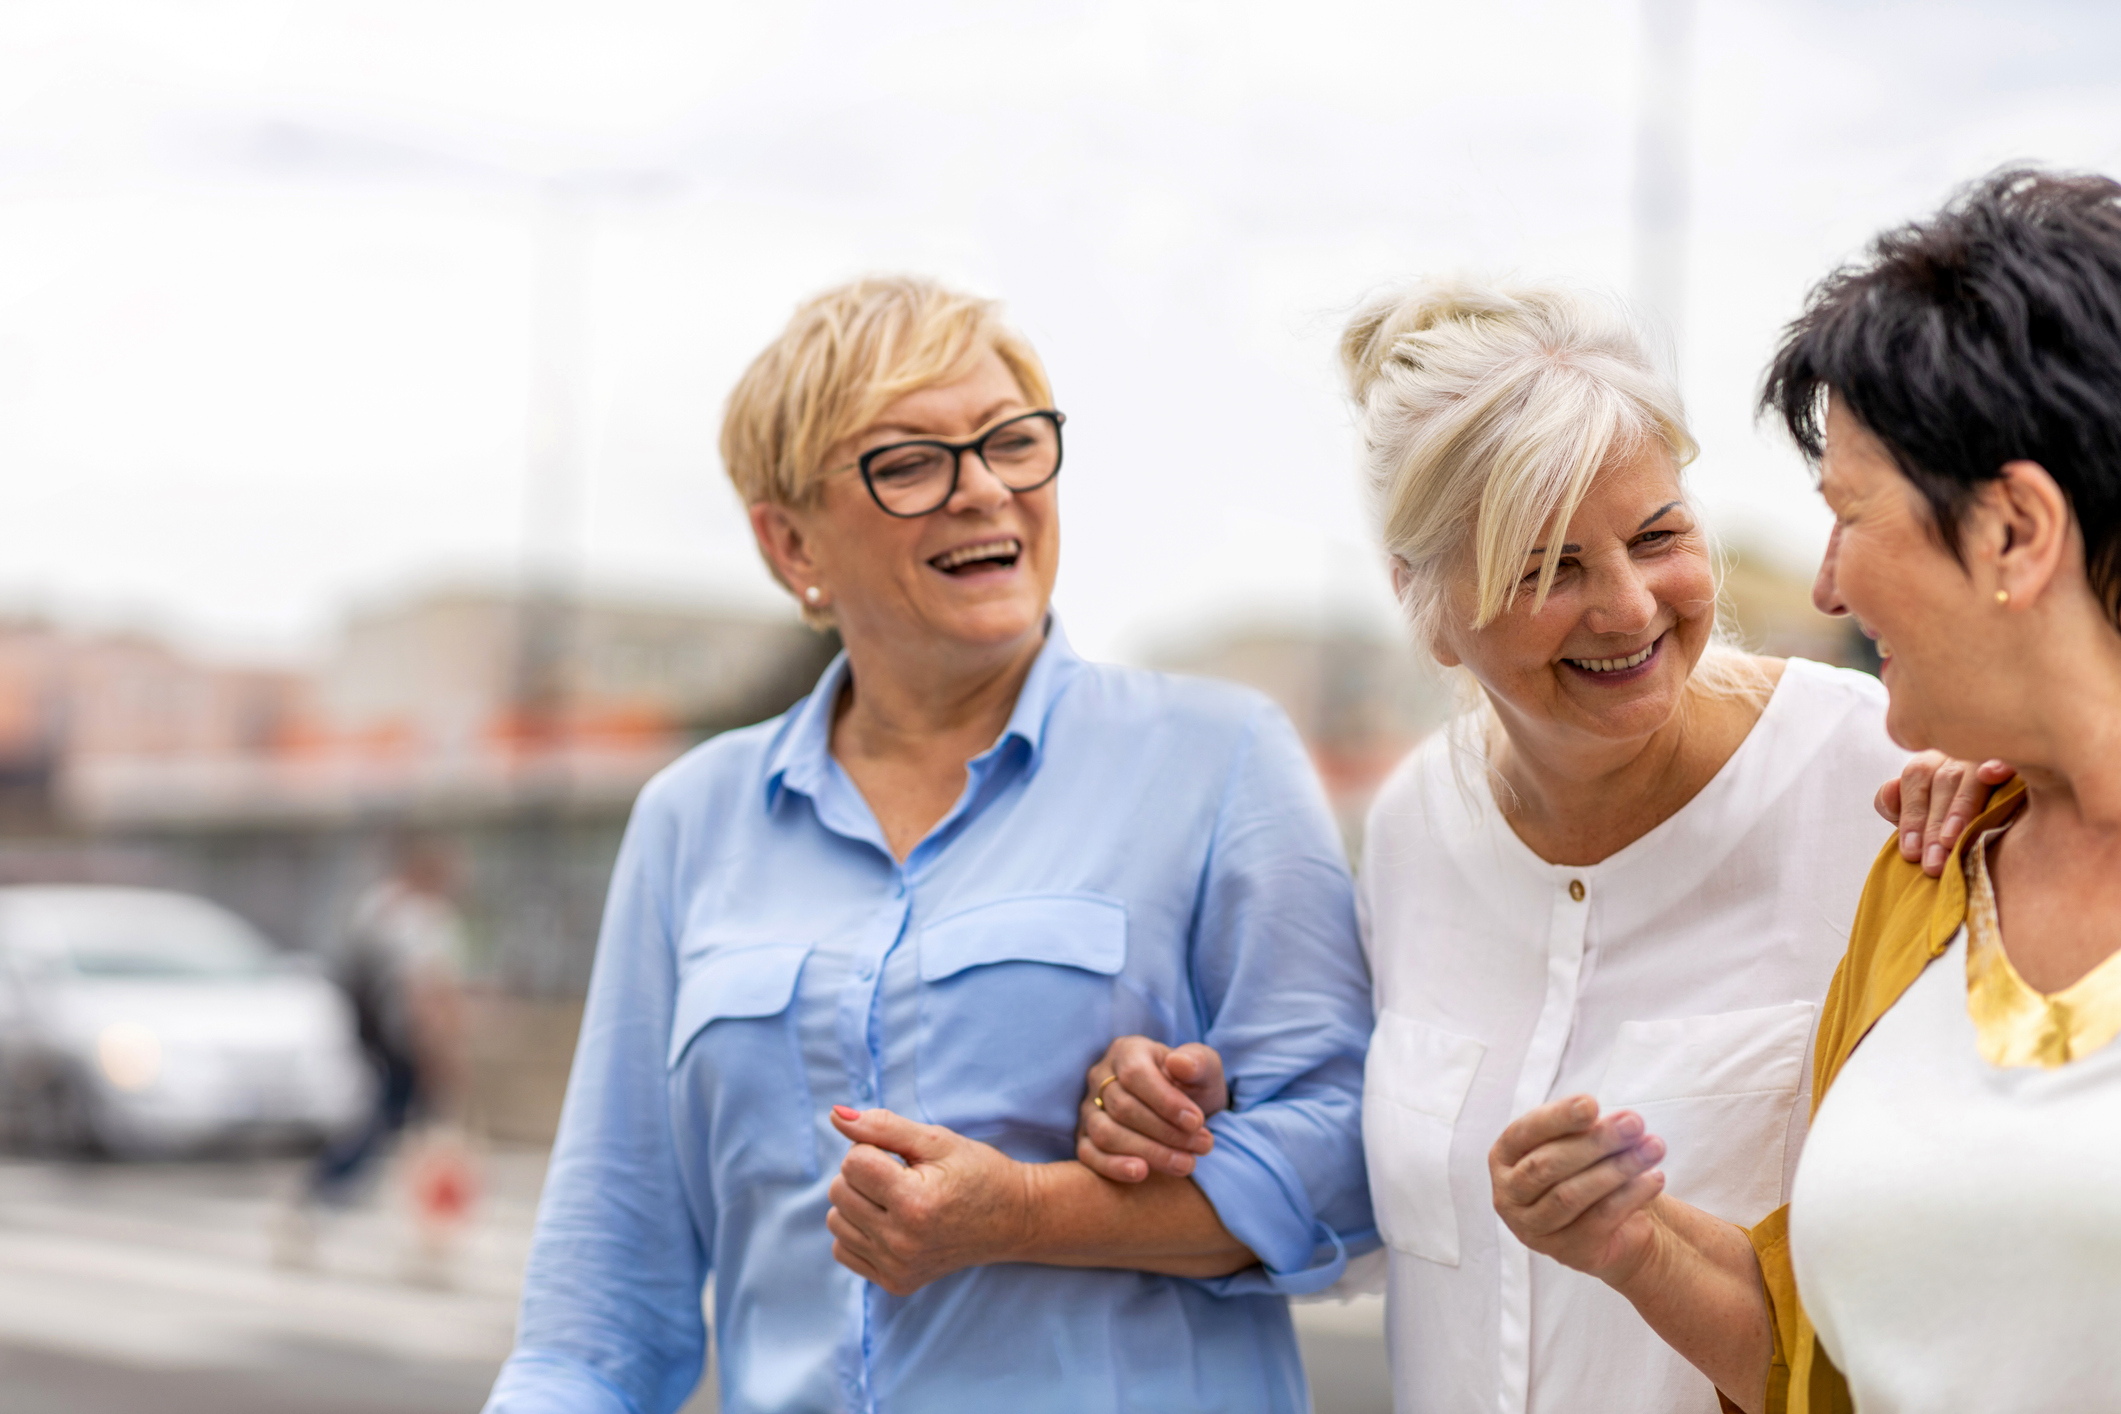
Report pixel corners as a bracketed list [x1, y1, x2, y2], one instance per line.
[1631, 0, 1696, 372]
[514, 183, 590, 780]
[511, 183, 591, 994]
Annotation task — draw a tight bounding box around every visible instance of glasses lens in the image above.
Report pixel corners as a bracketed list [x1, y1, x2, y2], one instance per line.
[981, 415, 1060, 490]
[865, 443, 957, 515]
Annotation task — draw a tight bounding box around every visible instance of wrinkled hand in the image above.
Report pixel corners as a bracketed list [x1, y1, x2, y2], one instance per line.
[1876, 752, 2014, 877]
[1490, 1095, 1667, 1284]
[826, 1106, 1032, 1297]
[1075, 1036, 1227, 1183]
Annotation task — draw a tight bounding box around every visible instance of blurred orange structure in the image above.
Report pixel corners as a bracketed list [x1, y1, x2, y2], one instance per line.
[0, 588, 832, 832]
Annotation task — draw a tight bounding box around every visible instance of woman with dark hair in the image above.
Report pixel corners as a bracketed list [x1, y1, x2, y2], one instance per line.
[1487, 168, 2121, 1413]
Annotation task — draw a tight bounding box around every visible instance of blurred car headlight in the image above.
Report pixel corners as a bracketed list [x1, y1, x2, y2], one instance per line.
[96, 1022, 163, 1092]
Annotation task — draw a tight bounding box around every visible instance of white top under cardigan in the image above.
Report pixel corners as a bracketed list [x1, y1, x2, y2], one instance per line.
[1356, 658, 1906, 1414]
[1790, 927, 2121, 1411]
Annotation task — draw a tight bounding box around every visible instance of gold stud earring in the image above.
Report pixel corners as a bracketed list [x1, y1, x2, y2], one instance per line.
[1995, 589, 2010, 605]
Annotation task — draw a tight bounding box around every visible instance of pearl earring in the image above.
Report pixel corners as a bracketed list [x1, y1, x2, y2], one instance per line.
[1995, 589, 2010, 605]
[804, 586, 823, 606]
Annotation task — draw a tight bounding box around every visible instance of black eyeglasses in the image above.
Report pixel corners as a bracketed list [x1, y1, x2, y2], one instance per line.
[847, 409, 1065, 518]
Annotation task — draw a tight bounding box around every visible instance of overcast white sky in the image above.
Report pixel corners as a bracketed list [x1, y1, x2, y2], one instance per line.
[3, 0, 2119, 665]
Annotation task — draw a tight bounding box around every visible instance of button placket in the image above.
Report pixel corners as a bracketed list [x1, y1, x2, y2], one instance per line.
[837, 892, 909, 1108]
[1494, 875, 1594, 1414]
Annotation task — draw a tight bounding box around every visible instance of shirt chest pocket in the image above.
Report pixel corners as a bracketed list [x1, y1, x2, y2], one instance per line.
[1363, 1011, 1486, 1267]
[667, 941, 819, 1194]
[1597, 999, 1817, 1226]
[915, 893, 1126, 1144]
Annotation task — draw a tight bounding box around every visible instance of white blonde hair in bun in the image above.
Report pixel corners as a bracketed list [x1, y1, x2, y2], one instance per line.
[1340, 277, 1699, 646]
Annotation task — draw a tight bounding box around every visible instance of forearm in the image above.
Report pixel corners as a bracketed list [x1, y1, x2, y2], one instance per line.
[1010, 1161, 1256, 1278]
[1613, 1198, 1774, 1414]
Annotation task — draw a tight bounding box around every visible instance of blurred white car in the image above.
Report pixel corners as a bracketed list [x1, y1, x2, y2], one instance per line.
[0, 886, 372, 1157]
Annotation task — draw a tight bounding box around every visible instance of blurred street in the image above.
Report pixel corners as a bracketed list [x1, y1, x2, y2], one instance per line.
[0, 1147, 567, 1414]
[0, 1149, 1388, 1414]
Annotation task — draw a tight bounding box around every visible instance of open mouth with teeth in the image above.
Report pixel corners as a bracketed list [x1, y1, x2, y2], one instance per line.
[1562, 634, 1663, 680]
[929, 537, 1022, 576]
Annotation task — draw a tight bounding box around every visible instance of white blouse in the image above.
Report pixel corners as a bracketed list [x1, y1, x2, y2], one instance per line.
[1356, 659, 1906, 1414]
[1790, 928, 2121, 1411]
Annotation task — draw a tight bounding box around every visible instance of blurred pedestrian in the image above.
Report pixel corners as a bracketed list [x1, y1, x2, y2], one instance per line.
[317, 833, 469, 1198]
[275, 834, 471, 1268]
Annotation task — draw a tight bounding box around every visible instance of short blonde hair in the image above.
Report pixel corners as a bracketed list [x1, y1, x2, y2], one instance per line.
[721, 275, 1052, 512]
[1340, 277, 1699, 649]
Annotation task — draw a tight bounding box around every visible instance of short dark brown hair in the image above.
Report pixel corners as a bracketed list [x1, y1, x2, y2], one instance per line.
[1761, 167, 2121, 625]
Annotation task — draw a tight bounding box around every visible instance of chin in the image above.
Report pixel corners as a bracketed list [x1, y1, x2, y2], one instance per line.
[938, 597, 1046, 648]
[1880, 708, 1931, 754]
[1875, 666, 1938, 753]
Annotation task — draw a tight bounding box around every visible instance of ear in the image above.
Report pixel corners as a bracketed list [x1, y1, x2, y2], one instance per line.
[750, 500, 823, 593]
[1391, 557, 1461, 667]
[1984, 461, 2073, 608]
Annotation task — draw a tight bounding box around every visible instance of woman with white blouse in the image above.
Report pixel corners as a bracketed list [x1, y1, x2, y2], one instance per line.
[1075, 278, 1995, 1414]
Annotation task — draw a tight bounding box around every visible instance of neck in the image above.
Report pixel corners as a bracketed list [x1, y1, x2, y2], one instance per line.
[1489, 680, 1763, 867]
[1986, 621, 2121, 838]
[833, 621, 1047, 766]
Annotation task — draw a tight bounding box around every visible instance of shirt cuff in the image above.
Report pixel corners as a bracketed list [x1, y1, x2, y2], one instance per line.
[482, 1350, 646, 1414]
[1188, 1115, 1355, 1297]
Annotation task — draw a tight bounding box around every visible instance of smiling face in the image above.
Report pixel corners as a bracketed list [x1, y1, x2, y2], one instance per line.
[1432, 439, 1718, 757]
[1812, 399, 1990, 752]
[751, 349, 1059, 669]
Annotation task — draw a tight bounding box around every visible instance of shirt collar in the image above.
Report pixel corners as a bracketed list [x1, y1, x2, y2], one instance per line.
[762, 612, 1084, 813]
[1925, 773, 2030, 957]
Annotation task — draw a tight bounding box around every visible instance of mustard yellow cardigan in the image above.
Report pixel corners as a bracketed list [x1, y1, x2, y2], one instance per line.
[1740, 777, 2030, 1414]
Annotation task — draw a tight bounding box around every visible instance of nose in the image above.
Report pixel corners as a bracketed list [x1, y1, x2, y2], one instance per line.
[944, 447, 1012, 515]
[1583, 555, 1658, 637]
[1812, 523, 1849, 617]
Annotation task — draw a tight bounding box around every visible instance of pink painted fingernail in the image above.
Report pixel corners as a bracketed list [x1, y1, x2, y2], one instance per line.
[832, 1105, 859, 1121]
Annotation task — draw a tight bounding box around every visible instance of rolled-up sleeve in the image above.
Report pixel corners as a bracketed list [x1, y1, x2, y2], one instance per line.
[1185, 704, 1377, 1297]
[484, 783, 712, 1414]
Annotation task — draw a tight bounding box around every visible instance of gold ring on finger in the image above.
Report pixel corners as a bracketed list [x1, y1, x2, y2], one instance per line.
[1093, 1074, 1120, 1110]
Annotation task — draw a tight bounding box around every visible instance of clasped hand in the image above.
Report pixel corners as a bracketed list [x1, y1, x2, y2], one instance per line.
[1074, 1036, 1230, 1181]
[825, 1105, 1033, 1296]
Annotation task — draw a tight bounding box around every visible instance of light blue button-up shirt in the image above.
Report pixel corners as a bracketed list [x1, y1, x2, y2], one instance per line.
[484, 620, 1375, 1414]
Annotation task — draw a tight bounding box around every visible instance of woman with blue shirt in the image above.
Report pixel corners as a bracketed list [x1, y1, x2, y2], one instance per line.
[482, 275, 1376, 1414]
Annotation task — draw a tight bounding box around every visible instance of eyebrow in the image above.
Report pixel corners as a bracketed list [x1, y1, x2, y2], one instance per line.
[1529, 501, 1686, 556]
[864, 399, 1025, 442]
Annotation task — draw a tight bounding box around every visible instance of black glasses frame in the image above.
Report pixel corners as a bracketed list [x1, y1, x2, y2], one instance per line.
[854, 409, 1066, 518]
